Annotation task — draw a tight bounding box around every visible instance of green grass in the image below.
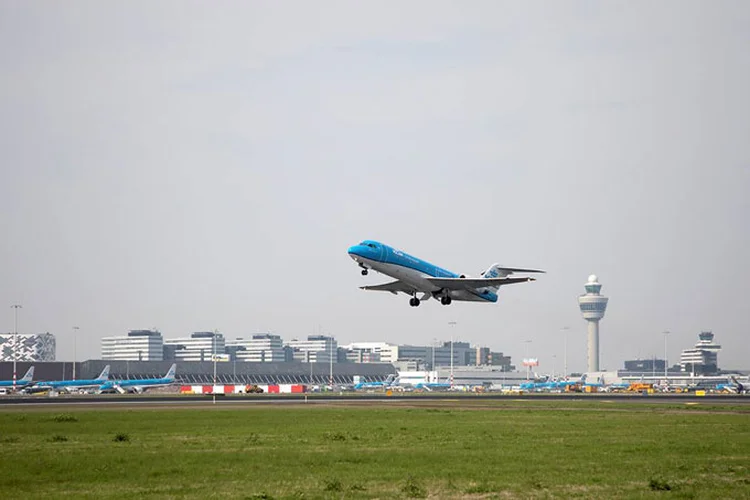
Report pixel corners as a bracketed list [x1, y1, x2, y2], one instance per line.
[0, 400, 749, 498]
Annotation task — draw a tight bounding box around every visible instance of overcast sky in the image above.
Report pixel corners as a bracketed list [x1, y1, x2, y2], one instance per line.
[1, 1, 748, 372]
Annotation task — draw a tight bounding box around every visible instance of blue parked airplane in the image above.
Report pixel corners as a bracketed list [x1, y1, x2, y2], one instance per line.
[348, 240, 544, 306]
[98, 364, 176, 394]
[413, 382, 453, 391]
[0, 366, 34, 389]
[29, 365, 110, 393]
[353, 374, 398, 390]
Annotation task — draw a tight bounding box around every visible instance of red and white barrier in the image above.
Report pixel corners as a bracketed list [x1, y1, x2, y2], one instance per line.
[180, 384, 306, 394]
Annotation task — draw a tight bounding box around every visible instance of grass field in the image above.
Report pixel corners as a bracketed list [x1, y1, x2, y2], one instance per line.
[1, 399, 749, 499]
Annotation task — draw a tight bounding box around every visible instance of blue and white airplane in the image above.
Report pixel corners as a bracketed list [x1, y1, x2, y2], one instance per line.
[413, 381, 453, 391]
[30, 365, 110, 393]
[0, 366, 34, 389]
[353, 374, 398, 390]
[348, 240, 544, 306]
[98, 364, 176, 394]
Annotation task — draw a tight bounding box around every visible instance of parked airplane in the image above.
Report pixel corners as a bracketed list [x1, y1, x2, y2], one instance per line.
[353, 373, 398, 390]
[98, 364, 176, 394]
[348, 240, 544, 306]
[0, 366, 34, 389]
[29, 365, 110, 393]
[413, 381, 453, 391]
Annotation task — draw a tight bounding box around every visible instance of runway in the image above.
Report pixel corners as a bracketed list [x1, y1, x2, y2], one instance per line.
[1, 392, 748, 408]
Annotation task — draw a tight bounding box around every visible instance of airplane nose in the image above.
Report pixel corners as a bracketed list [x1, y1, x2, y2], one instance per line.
[348, 245, 365, 258]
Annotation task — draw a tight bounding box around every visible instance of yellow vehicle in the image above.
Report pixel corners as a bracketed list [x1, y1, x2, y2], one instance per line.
[627, 383, 653, 392]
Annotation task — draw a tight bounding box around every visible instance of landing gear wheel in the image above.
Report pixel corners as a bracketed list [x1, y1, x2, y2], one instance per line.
[409, 297, 421, 307]
[361, 269, 368, 276]
[441, 296, 452, 305]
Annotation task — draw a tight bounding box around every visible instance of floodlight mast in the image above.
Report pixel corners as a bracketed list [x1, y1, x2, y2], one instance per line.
[11, 305, 22, 392]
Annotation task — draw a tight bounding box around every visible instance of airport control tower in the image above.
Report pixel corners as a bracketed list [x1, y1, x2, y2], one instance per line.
[578, 275, 609, 372]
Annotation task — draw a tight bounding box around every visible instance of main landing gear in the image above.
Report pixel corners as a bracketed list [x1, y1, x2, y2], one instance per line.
[440, 296, 452, 305]
[409, 297, 421, 307]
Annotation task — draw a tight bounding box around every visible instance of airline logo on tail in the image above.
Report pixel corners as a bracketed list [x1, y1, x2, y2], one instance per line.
[20, 366, 34, 383]
[165, 364, 176, 381]
[97, 365, 110, 381]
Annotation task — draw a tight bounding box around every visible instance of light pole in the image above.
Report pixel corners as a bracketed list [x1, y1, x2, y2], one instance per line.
[448, 322, 456, 388]
[213, 330, 218, 405]
[11, 305, 22, 392]
[663, 330, 670, 381]
[552, 354, 557, 380]
[561, 327, 569, 379]
[432, 338, 439, 382]
[329, 336, 334, 389]
[213, 330, 218, 383]
[72, 326, 80, 380]
[432, 338, 437, 374]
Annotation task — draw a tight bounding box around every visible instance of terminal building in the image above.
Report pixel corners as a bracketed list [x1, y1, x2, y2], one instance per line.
[341, 342, 398, 363]
[101, 330, 163, 361]
[286, 335, 338, 363]
[225, 334, 287, 362]
[0, 359, 396, 386]
[163, 332, 226, 362]
[341, 347, 381, 363]
[0, 333, 56, 362]
[393, 342, 513, 371]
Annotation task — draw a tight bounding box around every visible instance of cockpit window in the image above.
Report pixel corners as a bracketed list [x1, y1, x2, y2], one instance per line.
[368, 243, 377, 248]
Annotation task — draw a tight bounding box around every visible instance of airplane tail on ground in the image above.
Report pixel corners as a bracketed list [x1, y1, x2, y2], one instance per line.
[730, 376, 745, 393]
[164, 363, 176, 381]
[20, 366, 34, 383]
[97, 365, 110, 381]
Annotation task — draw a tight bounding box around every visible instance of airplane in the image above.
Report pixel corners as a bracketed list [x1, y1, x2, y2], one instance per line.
[98, 364, 176, 394]
[0, 366, 34, 389]
[347, 240, 545, 306]
[29, 365, 110, 394]
[353, 374, 398, 390]
[413, 381, 453, 391]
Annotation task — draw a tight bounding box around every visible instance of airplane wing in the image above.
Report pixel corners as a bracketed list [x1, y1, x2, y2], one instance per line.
[426, 276, 536, 291]
[360, 280, 418, 295]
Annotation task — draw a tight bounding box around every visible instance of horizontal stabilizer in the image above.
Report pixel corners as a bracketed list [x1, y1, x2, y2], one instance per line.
[495, 267, 546, 274]
[426, 276, 535, 291]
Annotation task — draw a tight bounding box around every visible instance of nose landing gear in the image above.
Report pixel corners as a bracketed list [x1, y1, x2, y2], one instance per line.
[409, 297, 421, 307]
[440, 296, 452, 305]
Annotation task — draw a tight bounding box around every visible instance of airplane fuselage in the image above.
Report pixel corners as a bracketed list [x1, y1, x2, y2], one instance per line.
[35, 379, 106, 391]
[99, 379, 173, 393]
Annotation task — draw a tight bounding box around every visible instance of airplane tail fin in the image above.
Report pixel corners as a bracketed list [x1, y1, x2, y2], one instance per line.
[98, 365, 110, 381]
[164, 364, 176, 381]
[482, 264, 546, 279]
[481, 264, 545, 290]
[21, 366, 34, 383]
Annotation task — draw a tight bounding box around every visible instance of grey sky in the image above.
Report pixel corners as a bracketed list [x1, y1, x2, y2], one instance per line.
[1, 1, 748, 372]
